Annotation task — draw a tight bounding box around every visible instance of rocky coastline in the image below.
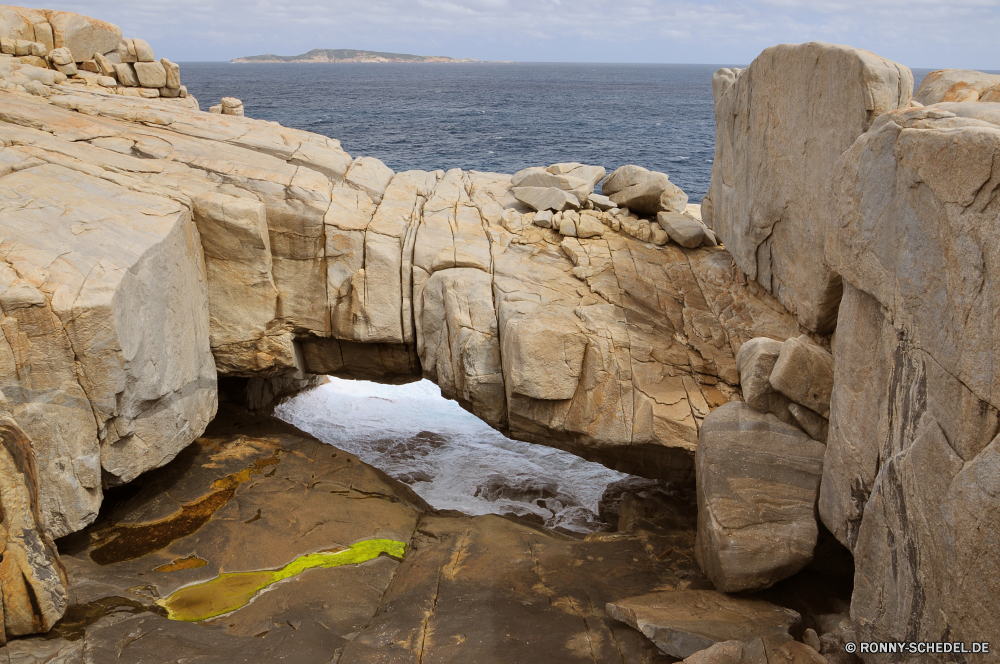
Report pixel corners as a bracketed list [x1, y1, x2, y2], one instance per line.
[0, 5, 998, 663]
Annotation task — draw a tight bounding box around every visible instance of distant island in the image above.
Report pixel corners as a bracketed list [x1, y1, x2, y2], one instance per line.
[231, 49, 484, 63]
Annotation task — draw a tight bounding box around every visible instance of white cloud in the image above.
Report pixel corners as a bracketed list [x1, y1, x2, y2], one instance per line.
[39, 0, 1000, 68]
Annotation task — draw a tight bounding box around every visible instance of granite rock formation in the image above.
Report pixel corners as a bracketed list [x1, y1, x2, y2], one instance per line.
[703, 42, 912, 332]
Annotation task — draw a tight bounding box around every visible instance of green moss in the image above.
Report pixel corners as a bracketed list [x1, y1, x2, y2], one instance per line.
[158, 539, 406, 622]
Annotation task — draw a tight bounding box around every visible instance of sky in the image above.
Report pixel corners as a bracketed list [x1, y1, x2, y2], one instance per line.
[39, 0, 999, 69]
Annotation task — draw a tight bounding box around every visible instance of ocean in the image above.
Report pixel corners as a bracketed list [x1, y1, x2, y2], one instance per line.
[186, 61, 940, 532]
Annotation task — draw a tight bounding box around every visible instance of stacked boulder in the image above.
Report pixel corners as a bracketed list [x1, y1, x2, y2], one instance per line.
[0, 7, 188, 100]
[695, 335, 834, 593]
[521, 163, 716, 249]
[209, 96, 245, 116]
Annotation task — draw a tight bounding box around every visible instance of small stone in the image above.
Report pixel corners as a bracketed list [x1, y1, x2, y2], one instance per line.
[80, 59, 100, 73]
[209, 104, 222, 113]
[658, 211, 706, 248]
[48, 46, 74, 66]
[532, 210, 553, 228]
[221, 96, 244, 116]
[97, 75, 117, 87]
[682, 632, 827, 664]
[30, 42, 47, 58]
[803, 628, 822, 653]
[769, 336, 834, 418]
[113, 62, 138, 86]
[132, 38, 154, 62]
[606, 590, 801, 659]
[512, 186, 580, 212]
[118, 39, 137, 63]
[54, 61, 77, 76]
[159, 86, 180, 98]
[576, 213, 604, 239]
[652, 227, 668, 246]
[134, 61, 166, 88]
[588, 193, 616, 211]
[94, 51, 116, 76]
[161, 57, 180, 88]
[13, 39, 33, 57]
[736, 337, 796, 424]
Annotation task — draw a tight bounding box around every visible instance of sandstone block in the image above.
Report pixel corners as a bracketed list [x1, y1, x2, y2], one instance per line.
[658, 211, 706, 248]
[131, 37, 153, 61]
[93, 50, 115, 76]
[735, 337, 795, 424]
[606, 590, 801, 659]
[45, 9, 122, 63]
[769, 336, 834, 419]
[117, 38, 136, 63]
[134, 60, 166, 88]
[47, 45, 72, 65]
[532, 209, 553, 228]
[160, 56, 180, 88]
[704, 42, 912, 332]
[512, 186, 580, 212]
[96, 75, 116, 87]
[604, 165, 687, 215]
[112, 61, 137, 86]
[588, 192, 616, 210]
[695, 402, 825, 592]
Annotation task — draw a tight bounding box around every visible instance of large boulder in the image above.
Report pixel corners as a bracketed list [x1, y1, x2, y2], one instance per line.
[913, 68, 1000, 104]
[606, 590, 801, 659]
[823, 103, 1000, 653]
[695, 402, 825, 592]
[602, 164, 687, 215]
[704, 42, 912, 333]
[43, 9, 121, 62]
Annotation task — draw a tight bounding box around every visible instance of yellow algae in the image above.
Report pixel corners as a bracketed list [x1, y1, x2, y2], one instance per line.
[159, 539, 407, 622]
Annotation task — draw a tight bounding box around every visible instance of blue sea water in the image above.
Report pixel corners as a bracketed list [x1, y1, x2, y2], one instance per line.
[181, 62, 731, 202]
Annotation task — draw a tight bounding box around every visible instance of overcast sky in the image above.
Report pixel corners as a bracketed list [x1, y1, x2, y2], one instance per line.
[44, 0, 999, 69]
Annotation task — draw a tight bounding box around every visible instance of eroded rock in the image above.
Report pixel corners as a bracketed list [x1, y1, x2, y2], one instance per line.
[695, 402, 825, 593]
[607, 590, 801, 659]
[705, 42, 912, 332]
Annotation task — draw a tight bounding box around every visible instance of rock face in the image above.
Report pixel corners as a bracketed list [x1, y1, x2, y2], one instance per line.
[822, 103, 1000, 654]
[695, 402, 825, 593]
[606, 590, 801, 659]
[0, 417, 68, 641]
[704, 42, 912, 332]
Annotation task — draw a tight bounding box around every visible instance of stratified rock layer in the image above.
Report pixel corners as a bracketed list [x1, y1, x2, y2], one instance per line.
[704, 42, 912, 332]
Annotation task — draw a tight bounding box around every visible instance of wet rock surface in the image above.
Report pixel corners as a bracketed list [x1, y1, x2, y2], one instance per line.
[0, 404, 735, 663]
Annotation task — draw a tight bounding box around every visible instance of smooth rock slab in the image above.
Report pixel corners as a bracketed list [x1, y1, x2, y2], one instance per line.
[607, 590, 801, 659]
[695, 402, 825, 593]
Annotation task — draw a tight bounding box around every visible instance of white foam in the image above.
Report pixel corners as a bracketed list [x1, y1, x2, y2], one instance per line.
[275, 378, 628, 533]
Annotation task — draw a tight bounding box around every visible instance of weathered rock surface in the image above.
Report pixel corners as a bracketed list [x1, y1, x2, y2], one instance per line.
[913, 68, 1000, 104]
[681, 632, 826, 664]
[704, 42, 912, 332]
[822, 103, 1000, 654]
[769, 336, 834, 419]
[607, 590, 801, 659]
[0, 417, 68, 641]
[735, 337, 795, 425]
[603, 164, 687, 215]
[0, 404, 719, 662]
[695, 402, 825, 593]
